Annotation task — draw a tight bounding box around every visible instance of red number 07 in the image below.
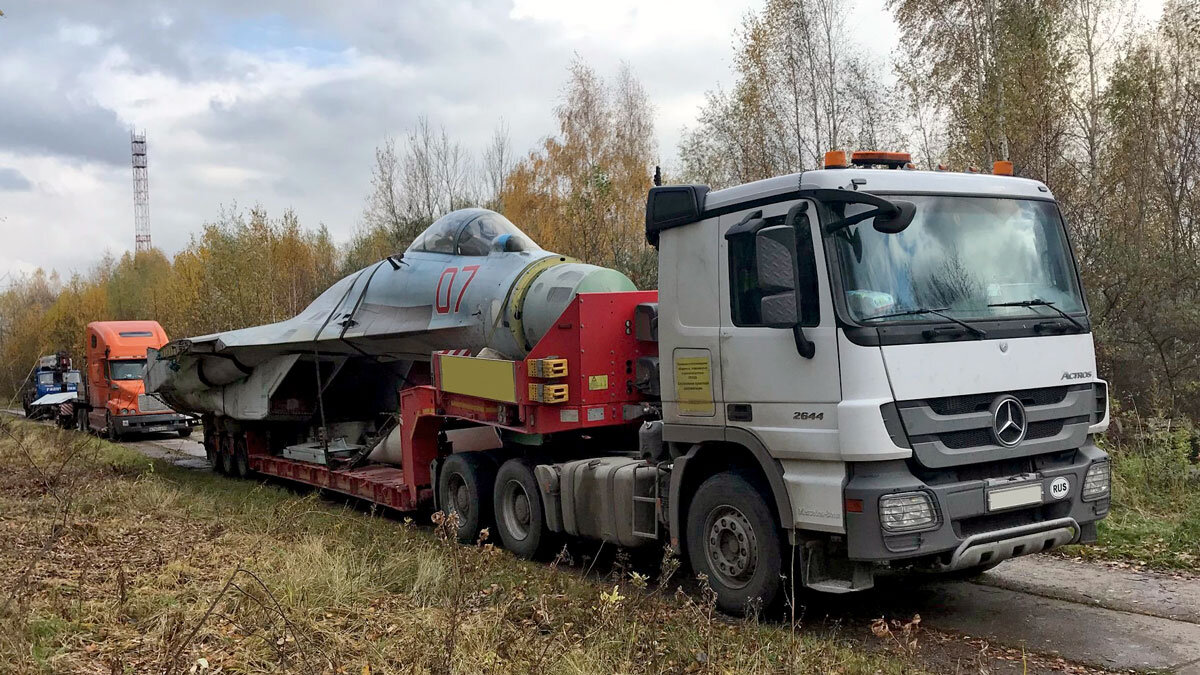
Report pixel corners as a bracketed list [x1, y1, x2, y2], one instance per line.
[435, 265, 479, 314]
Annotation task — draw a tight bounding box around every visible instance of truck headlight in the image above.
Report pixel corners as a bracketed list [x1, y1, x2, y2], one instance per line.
[1082, 461, 1110, 501]
[121, 408, 130, 415]
[879, 491, 937, 532]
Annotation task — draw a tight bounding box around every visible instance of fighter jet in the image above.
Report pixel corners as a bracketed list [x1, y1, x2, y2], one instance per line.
[145, 208, 636, 423]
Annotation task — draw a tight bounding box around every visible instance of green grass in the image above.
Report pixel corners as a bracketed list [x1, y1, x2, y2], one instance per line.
[1063, 417, 1200, 573]
[0, 420, 919, 674]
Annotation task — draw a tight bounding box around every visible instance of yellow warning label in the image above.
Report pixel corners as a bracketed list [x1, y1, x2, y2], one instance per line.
[588, 374, 609, 391]
[675, 356, 714, 416]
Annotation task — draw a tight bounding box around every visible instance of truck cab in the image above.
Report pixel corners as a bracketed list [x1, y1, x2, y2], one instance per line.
[646, 151, 1109, 603]
[21, 352, 81, 418]
[83, 320, 193, 439]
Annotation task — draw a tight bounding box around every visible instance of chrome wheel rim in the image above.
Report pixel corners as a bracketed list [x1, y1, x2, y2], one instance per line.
[500, 479, 531, 541]
[704, 505, 757, 589]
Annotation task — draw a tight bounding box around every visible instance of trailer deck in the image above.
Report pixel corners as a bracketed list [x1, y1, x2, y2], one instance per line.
[250, 455, 429, 511]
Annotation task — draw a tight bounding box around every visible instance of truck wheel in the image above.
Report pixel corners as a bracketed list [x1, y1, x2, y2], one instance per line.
[105, 412, 121, 442]
[685, 472, 784, 615]
[203, 427, 219, 471]
[233, 437, 251, 478]
[493, 458, 556, 560]
[220, 447, 235, 475]
[437, 453, 496, 544]
[178, 427, 193, 438]
[204, 441, 218, 472]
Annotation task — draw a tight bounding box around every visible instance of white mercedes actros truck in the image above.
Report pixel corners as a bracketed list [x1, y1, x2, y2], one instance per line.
[637, 150, 1109, 610]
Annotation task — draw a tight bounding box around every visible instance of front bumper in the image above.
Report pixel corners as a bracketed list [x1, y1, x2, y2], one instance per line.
[118, 412, 193, 433]
[844, 441, 1109, 567]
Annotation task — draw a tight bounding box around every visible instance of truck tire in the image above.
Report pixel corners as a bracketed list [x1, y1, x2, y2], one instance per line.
[203, 426, 219, 471]
[178, 427, 193, 438]
[492, 458, 557, 560]
[204, 441, 218, 472]
[220, 448, 235, 475]
[685, 472, 784, 615]
[438, 453, 496, 544]
[105, 412, 121, 442]
[218, 435, 235, 475]
[233, 436, 251, 478]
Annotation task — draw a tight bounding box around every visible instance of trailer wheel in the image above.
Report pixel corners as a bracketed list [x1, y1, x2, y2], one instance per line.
[220, 448, 235, 475]
[218, 435, 235, 475]
[204, 441, 218, 472]
[493, 458, 557, 560]
[438, 453, 496, 544]
[233, 437, 251, 478]
[203, 426, 219, 471]
[685, 472, 784, 615]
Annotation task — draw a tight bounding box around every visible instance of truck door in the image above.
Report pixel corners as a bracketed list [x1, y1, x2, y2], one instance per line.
[718, 199, 841, 459]
[87, 334, 106, 410]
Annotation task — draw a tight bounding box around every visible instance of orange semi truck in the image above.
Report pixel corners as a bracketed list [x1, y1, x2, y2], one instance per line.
[65, 320, 194, 439]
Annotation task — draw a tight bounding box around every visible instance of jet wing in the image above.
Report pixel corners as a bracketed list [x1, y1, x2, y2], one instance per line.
[31, 392, 79, 406]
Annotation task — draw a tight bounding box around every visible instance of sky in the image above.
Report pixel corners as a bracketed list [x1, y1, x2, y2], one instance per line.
[0, 0, 1161, 281]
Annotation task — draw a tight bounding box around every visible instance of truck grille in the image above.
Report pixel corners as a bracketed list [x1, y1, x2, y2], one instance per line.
[897, 384, 1097, 469]
[925, 386, 1069, 416]
[137, 394, 171, 413]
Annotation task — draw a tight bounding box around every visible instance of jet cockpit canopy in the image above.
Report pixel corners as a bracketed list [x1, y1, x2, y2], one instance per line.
[406, 208, 540, 256]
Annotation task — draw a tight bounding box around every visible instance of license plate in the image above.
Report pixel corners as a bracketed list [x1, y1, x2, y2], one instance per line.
[987, 482, 1044, 511]
[146, 425, 169, 433]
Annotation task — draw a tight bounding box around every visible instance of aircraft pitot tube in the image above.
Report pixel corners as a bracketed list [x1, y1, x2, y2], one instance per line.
[144, 209, 636, 420]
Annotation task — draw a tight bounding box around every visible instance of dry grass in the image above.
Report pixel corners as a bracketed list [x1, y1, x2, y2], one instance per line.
[0, 419, 919, 674]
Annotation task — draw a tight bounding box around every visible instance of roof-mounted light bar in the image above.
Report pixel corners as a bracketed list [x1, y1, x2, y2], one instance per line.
[850, 151, 912, 169]
[823, 150, 1017, 176]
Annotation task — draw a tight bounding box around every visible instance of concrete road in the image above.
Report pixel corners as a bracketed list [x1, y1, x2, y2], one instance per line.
[8, 409, 1200, 673]
[125, 433, 209, 470]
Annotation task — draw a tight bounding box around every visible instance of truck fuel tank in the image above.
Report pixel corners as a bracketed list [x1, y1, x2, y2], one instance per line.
[535, 457, 661, 548]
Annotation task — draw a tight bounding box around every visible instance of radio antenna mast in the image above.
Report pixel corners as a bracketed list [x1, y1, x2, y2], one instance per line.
[131, 130, 151, 252]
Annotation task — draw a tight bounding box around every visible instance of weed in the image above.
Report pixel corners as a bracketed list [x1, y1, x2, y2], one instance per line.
[1062, 409, 1200, 572]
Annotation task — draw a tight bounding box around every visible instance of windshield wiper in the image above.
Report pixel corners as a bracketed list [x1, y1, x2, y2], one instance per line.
[861, 307, 988, 337]
[987, 299, 1085, 332]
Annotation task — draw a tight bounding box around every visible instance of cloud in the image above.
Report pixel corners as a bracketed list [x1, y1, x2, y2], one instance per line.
[0, 168, 32, 191]
[0, 0, 897, 279]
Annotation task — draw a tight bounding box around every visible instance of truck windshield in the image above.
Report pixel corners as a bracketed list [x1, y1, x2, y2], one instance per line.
[109, 359, 146, 381]
[834, 195, 1084, 324]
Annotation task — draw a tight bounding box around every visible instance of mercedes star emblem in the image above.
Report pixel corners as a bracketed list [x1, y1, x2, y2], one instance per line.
[990, 395, 1027, 447]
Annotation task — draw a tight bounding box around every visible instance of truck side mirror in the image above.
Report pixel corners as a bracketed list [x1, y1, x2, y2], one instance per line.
[754, 225, 800, 327]
[645, 184, 710, 246]
[872, 200, 916, 234]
